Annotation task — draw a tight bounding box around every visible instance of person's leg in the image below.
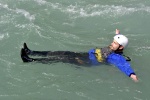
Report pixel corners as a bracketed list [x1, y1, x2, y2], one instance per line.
[21, 48, 91, 66]
[21, 48, 75, 63]
[23, 43, 74, 57]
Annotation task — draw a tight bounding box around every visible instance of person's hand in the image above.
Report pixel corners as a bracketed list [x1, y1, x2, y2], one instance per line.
[116, 29, 120, 34]
[130, 74, 138, 82]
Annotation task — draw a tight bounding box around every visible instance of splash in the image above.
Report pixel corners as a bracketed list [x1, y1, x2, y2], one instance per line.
[15, 9, 35, 21]
[63, 4, 150, 18]
[0, 3, 35, 21]
[0, 33, 9, 40]
[33, 1, 150, 18]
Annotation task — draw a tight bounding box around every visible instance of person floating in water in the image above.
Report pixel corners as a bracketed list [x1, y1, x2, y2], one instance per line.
[21, 29, 138, 82]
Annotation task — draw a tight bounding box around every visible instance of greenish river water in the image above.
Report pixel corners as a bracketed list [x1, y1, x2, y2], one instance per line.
[0, 0, 150, 100]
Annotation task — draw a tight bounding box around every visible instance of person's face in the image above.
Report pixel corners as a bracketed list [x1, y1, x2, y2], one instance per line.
[110, 40, 121, 51]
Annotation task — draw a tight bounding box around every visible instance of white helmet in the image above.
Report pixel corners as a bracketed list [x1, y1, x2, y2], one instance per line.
[114, 34, 128, 48]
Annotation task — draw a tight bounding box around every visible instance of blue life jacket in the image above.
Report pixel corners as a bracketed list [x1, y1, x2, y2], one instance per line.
[88, 49, 100, 65]
[88, 49, 135, 77]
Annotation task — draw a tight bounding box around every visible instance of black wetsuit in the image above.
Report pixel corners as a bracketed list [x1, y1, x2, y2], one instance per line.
[21, 44, 91, 66]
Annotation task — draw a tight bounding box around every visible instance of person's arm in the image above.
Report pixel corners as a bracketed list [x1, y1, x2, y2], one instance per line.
[116, 56, 138, 82]
[107, 53, 138, 82]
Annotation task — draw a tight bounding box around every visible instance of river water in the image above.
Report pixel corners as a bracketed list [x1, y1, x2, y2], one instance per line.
[0, 0, 150, 100]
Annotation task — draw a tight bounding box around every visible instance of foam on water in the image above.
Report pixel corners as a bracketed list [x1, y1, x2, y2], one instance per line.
[34, 0, 47, 5]
[0, 33, 9, 40]
[15, 9, 35, 21]
[65, 4, 150, 19]
[0, 3, 35, 22]
[0, 3, 9, 9]
[33, 1, 150, 19]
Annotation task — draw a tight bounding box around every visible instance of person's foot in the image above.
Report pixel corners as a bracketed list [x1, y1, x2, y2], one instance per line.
[23, 43, 31, 54]
[21, 48, 33, 62]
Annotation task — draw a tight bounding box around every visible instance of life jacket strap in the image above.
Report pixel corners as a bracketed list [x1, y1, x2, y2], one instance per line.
[123, 55, 131, 61]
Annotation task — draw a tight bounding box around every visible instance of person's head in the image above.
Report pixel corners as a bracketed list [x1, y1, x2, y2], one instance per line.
[110, 34, 128, 52]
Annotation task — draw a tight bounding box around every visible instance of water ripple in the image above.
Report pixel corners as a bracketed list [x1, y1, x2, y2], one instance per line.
[32, 1, 150, 19]
[0, 3, 35, 21]
[0, 33, 9, 40]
